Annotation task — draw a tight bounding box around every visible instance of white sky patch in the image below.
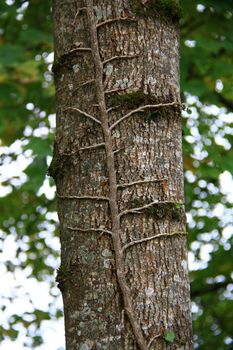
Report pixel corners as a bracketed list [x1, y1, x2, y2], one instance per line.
[219, 171, 233, 202]
[222, 226, 233, 240]
[202, 104, 220, 116]
[185, 40, 196, 48]
[37, 178, 56, 200]
[215, 79, 223, 92]
[0, 319, 65, 350]
[0, 156, 31, 179]
[197, 4, 205, 12]
[33, 126, 50, 138]
[48, 114, 56, 129]
[26, 102, 34, 111]
[188, 251, 207, 271]
[219, 112, 233, 123]
[45, 52, 54, 64]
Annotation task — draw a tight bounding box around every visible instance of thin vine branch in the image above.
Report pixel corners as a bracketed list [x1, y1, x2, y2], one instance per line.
[68, 226, 112, 235]
[57, 142, 105, 156]
[147, 334, 161, 350]
[79, 79, 95, 87]
[103, 55, 138, 65]
[119, 200, 183, 218]
[64, 107, 101, 125]
[57, 194, 109, 201]
[107, 106, 120, 113]
[96, 17, 138, 29]
[104, 87, 127, 94]
[63, 47, 92, 56]
[72, 7, 87, 26]
[122, 231, 187, 253]
[80, 143, 105, 151]
[110, 101, 181, 130]
[117, 178, 167, 188]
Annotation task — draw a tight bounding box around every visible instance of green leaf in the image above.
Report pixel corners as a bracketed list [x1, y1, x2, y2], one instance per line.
[20, 28, 52, 47]
[0, 44, 25, 67]
[26, 137, 51, 158]
[164, 330, 175, 343]
[23, 157, 47, 192]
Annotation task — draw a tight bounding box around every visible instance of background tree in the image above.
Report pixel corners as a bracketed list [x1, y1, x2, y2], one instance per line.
[0, 0, 232, 349]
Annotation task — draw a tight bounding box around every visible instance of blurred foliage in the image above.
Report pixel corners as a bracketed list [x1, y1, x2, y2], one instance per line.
[0, 0, 232, 349]
[180, 1, 233, 348]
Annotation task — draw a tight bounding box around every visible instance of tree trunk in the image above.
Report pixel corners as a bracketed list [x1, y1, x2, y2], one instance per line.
[51, 1, 193, 349]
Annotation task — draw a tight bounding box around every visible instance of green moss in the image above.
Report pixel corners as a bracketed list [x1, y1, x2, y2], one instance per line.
[132, 197, 144, 208]
[146, 202, 185, 220]
[109, 89, 177, 123]
[56, 264, 74, 291]
[129, 0, 183, 21]
[109, 90, 150, 109]
[47, 142, 60, 180]
[51, 58, 63, 73]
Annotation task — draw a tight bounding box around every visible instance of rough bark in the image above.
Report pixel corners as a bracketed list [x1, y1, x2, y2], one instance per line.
[52, 0, 193, 349]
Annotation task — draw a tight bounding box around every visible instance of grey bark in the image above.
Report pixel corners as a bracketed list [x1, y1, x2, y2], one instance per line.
[52, 1, 193, 349]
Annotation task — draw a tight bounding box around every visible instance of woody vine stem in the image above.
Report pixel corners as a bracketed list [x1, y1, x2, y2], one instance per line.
[86, 1, 149, 349]
[57, 1, 184, 349]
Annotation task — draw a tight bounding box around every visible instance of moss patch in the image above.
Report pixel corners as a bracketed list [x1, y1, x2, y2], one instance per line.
[132, 197, 145, 208]
[146, 202, 185, 221]
[108, 89, 178, 123]
[129, 0, 183, 21]
[47, 142, 60, 180]
[108, 90, 151, 110]
[56, 265, 73, 291]
[47, 142, 74, 181]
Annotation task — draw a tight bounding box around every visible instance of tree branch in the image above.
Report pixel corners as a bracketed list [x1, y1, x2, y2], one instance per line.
[67, 226, 112, 235]
[103, 55, 138, 65]
[64, 107, 101, 125]
[117, 178, 167, 189]
[122, 232, 187, 253]
[96, 17, 138, 29]
[110, 101, 181, 130]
